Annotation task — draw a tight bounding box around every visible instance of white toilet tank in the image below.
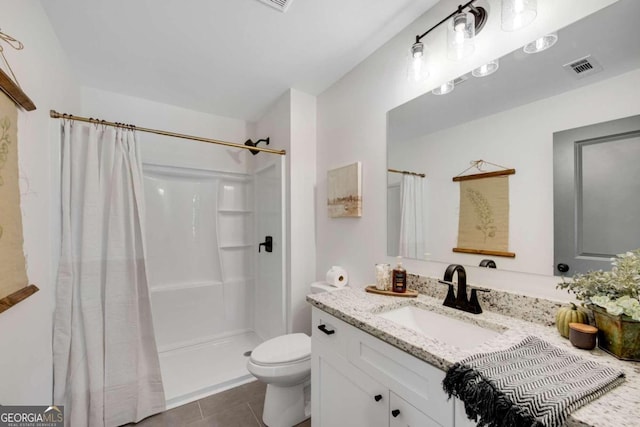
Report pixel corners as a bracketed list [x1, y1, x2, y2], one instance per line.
[310, 282, 344, 294]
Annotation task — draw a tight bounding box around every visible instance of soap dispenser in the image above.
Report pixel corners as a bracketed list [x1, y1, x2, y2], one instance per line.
[392, 256, 407, 293]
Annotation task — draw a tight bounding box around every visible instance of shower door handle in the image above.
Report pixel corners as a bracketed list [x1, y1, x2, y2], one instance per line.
[259, 236, 273, 253]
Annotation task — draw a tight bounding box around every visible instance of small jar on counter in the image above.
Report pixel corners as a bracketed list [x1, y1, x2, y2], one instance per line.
[375, 263, 391, 291]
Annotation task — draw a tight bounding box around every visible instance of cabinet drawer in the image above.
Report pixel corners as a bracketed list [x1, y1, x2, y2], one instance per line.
[312, 307, 349, 358]
[347, 328, 453, 427]
[389, 391, 444, 427]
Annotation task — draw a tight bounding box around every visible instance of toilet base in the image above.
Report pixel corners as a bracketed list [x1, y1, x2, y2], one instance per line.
[262, 383, 309, 427]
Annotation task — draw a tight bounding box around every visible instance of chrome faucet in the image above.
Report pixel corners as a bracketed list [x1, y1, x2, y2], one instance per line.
[438, 264, 488, 314]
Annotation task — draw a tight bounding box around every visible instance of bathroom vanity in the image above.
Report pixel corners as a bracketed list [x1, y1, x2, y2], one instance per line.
[307, 287, 640, 427]
[311, 306, 474, 427]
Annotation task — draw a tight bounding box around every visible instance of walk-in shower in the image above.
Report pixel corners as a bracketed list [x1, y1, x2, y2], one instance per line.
[142, 145, 286, 408]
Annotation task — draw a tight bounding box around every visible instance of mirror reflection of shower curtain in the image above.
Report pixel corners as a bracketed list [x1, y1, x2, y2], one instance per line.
[399, 174, 426, 259]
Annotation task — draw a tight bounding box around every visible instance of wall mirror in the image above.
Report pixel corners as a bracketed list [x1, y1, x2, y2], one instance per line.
[387, 0, 640, 276]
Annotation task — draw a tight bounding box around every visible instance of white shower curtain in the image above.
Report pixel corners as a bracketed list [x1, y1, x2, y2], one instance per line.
[399, 174, 426, 259]
[53, 122, 165, 426]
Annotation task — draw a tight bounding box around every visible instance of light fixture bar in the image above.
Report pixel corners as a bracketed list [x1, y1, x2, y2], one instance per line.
[415, 0, 485, 44]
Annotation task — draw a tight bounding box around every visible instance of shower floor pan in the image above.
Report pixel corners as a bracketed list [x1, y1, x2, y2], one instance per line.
[159, 330, 262, 409]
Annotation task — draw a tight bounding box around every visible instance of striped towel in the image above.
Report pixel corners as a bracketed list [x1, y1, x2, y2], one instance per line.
[443, 336, 625, 427]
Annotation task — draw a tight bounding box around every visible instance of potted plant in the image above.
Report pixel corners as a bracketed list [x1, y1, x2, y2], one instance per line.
[557, 250, 640, 360]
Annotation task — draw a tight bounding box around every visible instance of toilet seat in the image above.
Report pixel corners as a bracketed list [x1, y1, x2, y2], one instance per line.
[250, 333, 311, 366]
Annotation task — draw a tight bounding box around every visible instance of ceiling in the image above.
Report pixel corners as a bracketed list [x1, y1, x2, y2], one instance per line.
[41, 0, 438, 122]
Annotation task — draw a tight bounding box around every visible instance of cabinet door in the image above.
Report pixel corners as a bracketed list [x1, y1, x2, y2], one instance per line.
[346, 320, 454, 426]
[389, 392, 444, 427]
[314, 353, 387, 427]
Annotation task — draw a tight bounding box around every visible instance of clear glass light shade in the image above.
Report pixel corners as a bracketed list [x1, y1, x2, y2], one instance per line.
[407, 42, 429, 83]
[447, 11, 475, 60]
[501, 0, 537, 31]
[432, 80, 454, 95]
[523, 33, 558, 54]
[472, 59, 500, 77]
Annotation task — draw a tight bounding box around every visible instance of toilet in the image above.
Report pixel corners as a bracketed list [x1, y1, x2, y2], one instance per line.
[247, 282, 342, 427]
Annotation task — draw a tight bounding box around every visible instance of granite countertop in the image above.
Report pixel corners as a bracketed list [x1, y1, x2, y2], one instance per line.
[306, 287, 640, 427]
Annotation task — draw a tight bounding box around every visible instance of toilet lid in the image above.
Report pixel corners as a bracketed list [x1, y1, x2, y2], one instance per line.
[250, 333, 311, 365]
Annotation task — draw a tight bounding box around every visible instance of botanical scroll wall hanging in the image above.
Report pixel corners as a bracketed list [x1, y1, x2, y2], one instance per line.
[453, 160, 516, 258]
[0, 91, 34, 313]
[0, 28, 37, 314]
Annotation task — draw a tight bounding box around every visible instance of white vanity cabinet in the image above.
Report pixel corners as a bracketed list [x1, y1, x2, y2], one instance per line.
[312, 307, 473, 427]
[454, 402, 478, 427]
[314, 349, 388, 427]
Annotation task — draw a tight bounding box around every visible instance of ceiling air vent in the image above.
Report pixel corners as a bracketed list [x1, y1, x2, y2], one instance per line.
[563, 55, 603, 80]
[256, 0, 295, 12]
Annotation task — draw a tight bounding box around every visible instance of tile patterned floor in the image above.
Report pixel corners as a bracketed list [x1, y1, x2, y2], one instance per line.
[126, 381, 311, 427]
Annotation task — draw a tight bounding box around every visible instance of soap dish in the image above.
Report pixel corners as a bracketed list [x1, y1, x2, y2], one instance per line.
[569, 323, 598, 350]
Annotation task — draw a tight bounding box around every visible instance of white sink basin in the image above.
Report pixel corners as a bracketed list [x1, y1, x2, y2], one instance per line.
[377, 305, 502, 350]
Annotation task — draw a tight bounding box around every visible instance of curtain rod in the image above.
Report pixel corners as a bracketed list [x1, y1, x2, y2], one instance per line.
[388, 168, 426, 178]
[49, 110, 286, 156]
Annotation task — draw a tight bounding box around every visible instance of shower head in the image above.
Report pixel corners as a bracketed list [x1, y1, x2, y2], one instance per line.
[244, 137, 270, 155]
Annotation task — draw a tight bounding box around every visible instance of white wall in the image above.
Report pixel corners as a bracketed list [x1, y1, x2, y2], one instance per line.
[255, 89, 317, 335]
[254, 91, 290, 339]
[316, 0, 619, 301]
[80, 87, 252, 173]
[0, 0, 80, 404]
[289, 90, 317, 335]
[390, 69, 640, 276]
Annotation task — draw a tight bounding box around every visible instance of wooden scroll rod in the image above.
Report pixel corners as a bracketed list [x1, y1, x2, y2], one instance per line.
[0, 285, 39, 314]
[0, 29, 36, 111]
[452, 247, 516, 258]
[0, 68, 35, 111]
[452, 168, 516, 182]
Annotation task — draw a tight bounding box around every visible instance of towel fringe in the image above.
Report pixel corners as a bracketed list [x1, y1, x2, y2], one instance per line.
[443, 363, 544, 427]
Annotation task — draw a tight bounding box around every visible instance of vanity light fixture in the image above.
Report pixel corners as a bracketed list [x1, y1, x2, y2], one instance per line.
[408, 0, 487, 81]
[472, 58, 499, 77]
[432, 80, 455, 95]
[447, 6, 476, 60]
[501, 0, 537, 32]
[408, 41, 429, 83]
[523, 32, 558, 54]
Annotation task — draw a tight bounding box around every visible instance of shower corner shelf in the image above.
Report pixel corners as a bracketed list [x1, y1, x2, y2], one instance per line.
[218, 209, 253, 214]
[150, 280, 224, 293]
[219, 243, 253, 250]
[225, 277, 255, 285]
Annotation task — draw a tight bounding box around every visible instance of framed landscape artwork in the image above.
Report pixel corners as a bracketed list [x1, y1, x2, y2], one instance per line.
[327, 161, 362, 218]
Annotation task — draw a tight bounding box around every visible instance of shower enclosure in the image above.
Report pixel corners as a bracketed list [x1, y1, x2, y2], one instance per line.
[142, 144, 286, 408]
